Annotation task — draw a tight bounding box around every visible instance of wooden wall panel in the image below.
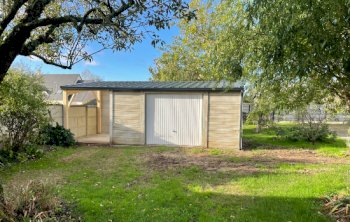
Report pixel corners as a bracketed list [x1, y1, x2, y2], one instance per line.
[48, 105, 63, 126]
[208, 92, 241, 149]
[87, 107, 97, 135]
[68, 106, 87, 138]
[101, 91, 110, 134]
[112, 92, 145, 145]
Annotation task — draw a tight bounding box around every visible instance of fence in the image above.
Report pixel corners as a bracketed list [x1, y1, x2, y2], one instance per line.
[48, 105, 97, 138]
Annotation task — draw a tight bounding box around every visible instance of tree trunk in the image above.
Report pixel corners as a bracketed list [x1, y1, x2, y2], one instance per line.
[0, 26, 32, 82]
[0, 183, 4, 206]
[256, 113, 263, 133]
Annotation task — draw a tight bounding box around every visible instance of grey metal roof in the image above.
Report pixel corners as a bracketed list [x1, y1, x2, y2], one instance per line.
[42, 74, 96, 104]
[61, 81, 243, 92]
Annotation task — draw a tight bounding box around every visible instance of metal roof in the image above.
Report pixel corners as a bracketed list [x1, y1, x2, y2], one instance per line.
[61, 81, 244, 92]
[42, 74, 96, 104]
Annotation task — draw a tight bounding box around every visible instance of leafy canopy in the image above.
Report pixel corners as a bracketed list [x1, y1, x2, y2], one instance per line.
[0, 0, 195, 82]
[151, 0, 350, 112]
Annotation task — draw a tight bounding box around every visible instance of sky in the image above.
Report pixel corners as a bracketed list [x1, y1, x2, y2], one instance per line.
[13, 27, 180, 81]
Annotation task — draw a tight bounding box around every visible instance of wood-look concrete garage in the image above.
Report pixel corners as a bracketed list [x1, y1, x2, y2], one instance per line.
[61, 81, 244, 149]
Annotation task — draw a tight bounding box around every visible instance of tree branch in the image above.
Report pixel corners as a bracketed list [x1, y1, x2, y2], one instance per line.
[20, 25, 57, 56]
[28, 0, 135, 29]
[0, 0, 29, 36]
[29, 53, 72, 69]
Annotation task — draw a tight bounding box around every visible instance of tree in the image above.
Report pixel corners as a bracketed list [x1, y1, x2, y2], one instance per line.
[246, 0, 350, 110]
[0, 0, 195, 83]
[150, 0, 245, 82]
[81, 69, 102, 81]
[0, 68, 49, 152]
[151, 0, 350, 114]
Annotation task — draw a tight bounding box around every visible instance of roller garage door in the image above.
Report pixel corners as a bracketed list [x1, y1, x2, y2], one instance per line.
[146, 94, 202, 146]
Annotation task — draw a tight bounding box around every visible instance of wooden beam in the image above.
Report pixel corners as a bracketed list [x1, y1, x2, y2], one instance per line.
[96, 90, 102, 134]
[63, 90, 69, 129]
[68, 93, 76, 107]
[202, 92, 209, 148]
[109, 90, 113, 144]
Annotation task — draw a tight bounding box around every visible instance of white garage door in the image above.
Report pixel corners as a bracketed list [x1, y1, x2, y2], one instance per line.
[146, 94, 202, 146]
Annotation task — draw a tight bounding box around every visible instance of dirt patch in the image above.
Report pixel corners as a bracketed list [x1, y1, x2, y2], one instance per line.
[145, 150, 271, 174]
[144, 148, 350, 174]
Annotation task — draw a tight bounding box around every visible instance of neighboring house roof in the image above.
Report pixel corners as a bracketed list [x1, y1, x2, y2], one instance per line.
[61, 81, 244, 92]
[42, 74, 96, 105]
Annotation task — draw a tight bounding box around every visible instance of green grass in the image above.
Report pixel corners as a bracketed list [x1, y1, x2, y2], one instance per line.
[1, 146, 350, 221]
[243, 124, 349, 156]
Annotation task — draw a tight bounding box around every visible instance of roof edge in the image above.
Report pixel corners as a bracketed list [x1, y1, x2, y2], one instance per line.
[60, 86, 244, 92]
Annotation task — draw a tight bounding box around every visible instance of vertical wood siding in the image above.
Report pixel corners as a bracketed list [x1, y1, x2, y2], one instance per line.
[48, 105, 63, 126]
[112, 92, 145, 145]
[87, 107, 97, 135]
[101, 91, 110, 134]
[208, 92, 241, 149]
[68, 107, 87, 138]
[146, 94, 202, 146]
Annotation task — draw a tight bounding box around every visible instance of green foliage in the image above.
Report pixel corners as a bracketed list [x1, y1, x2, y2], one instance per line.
[40, 123, 76, 147]
[274, 124, 336, 144]
[0, 145, 44, 165]
[247, 0, 350, 110]
[0, 0, 195, 80]
[243, 124, 348, 156]
[150, 0, 246, 82]
[151, 0, 350, 118]
[0, 68, 49, 152]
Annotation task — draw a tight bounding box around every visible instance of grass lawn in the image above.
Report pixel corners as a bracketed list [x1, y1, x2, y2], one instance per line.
[243, 124, 349, 156]
[1, 143, 350, 221]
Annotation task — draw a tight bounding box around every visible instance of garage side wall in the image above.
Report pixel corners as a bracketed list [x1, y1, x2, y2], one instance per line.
[101, 91, 110, 134]
[112, 92, 145, 145]
[208, 92, 242, 149]
[48, 105, 63, 126]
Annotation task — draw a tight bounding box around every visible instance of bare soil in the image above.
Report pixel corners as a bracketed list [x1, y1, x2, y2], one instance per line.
[144, 148, 350, 174]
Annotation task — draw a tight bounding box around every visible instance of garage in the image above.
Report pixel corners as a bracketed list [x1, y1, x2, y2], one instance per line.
[61, 81, 244, 149]
[146, 94, 202, 146]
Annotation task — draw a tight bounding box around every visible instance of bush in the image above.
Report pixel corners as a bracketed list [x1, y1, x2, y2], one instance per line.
[0, 68, 49, 153]
[0, 180, 81, 221]
[0, 145, 44, 165]
[40, 123, 76, 147]
[274, 123, 336, 144]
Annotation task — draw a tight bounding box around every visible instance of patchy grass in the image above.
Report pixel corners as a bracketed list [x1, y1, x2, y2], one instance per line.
[1, 146, 350, 221]
[243, 124, 349, 156]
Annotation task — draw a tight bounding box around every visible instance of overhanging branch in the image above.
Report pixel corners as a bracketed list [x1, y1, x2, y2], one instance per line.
[0, 0, 29, 36]
[29, 53, 72, 69]
[28, 0, 135, 30]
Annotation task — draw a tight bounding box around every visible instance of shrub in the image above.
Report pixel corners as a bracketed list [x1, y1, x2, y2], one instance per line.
[0, 145, 44, 165]
[0, 68, 49, 153]
[40, 123, 76, 147]
[0, 180, 81, 221]
[274, 123, 336, 144]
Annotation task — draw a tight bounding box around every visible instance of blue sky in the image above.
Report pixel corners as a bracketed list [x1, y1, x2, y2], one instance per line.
[13, 27, 179, 81]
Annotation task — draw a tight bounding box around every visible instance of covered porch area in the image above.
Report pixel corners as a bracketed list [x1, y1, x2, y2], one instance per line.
[76, 134, 110, 145]
[62, 89, 111, 144]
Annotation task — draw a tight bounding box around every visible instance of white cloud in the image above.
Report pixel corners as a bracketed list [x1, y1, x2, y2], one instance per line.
[28, 55, 42, 62]
[84, 60, 99, 66]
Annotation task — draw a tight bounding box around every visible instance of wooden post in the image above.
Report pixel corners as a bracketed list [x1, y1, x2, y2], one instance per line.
[96, 90, 102, 134]
[109, 90, 113, 144]
[202, 92, 209, 148]
[63, 90, 69, 129]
